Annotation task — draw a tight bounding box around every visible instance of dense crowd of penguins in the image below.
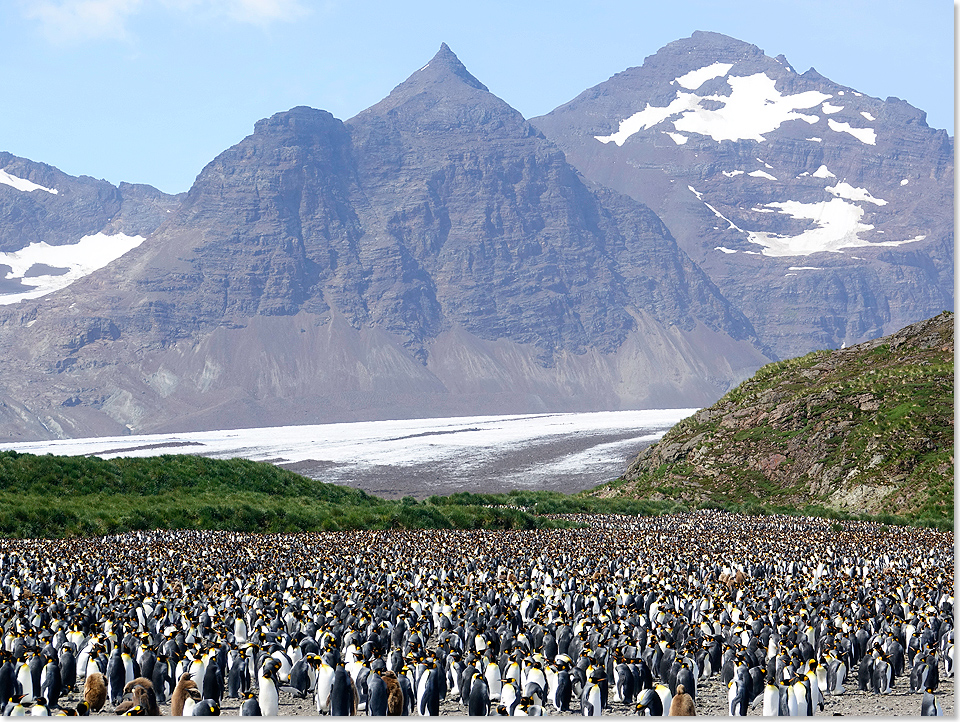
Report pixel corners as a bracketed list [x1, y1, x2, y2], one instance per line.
[0, 510, 951, 716]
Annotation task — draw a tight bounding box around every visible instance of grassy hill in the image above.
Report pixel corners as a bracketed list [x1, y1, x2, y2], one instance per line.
[0, 452, 563, 537]
[594, 312, 953, 528]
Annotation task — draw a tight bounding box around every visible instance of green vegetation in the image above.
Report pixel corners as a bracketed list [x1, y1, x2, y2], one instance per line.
[0, 451, 560, 538]
[0, 448, 944, 538]
[601, 312, 954, 529]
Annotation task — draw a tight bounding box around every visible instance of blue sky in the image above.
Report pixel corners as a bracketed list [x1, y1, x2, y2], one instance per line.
[3, 0, 953, 194]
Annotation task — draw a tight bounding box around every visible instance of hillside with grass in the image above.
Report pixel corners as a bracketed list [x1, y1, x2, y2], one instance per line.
[0, 452, 564, 537]
[595, 312, 954, 526]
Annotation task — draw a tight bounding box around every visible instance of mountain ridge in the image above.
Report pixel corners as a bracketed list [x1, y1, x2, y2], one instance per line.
[532, 31, 953, 360]
[0, 44, 770, 441]
[0, 37, 950, 443]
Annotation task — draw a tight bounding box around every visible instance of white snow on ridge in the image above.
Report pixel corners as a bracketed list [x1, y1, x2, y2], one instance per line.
[675, 62, 733, 90]
[826, 182, 887, 206]
[821, 102, 843, 114]
[672, 74, 827, 142]
[861, 111, 876, 121]
[0, 169, 58, 195]
[0, 232, 144, 305]
[595, 71, 830, 146]
[715, 246, 738, 254]
[595, 94, 702, 146]
[666, 132, 688, 145]
[827, 119, 876, 144]
[722, 170, 744, 177]
[900, 179, 909, 186]
[748, 170, 777, 181]
[811, 165, 836, 179]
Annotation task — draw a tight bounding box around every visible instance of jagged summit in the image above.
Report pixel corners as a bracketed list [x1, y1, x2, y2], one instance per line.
[656, 31, 766, 64]
[423, 43, 489, 92]
[349, 42, 528, 138]
[532, 32, 953, 361]
[352, 43, 492, 115]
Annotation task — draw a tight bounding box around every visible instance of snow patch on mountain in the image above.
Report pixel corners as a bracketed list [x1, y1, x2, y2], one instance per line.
[0, 169, 58, 195]
[745, 197, 921, 257]
[595, 69, 830, 146]
[0, 232, 144, 305]
[748, 170, 777, 180]
[812, 165, 836, 179]
[827, 119, 876, 144]
[672, 74, 826, 142]
[675, 62, 733, 90]
[827, 182, 887, 206]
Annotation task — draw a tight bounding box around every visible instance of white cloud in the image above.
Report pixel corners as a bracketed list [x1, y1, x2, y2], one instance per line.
[23, 0, 308, 42]
[220, 0, 308, 24]
[23, 0, 143, 43]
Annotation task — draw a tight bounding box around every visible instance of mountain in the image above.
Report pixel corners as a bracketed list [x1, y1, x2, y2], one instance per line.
[597, 312, 953, 524]
[0, 44, 770, 441]
[0, 152, 183, 306]
[532, 31, 954, 360]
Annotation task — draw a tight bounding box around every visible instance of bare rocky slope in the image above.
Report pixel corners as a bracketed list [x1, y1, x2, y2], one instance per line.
[533, 32, 954, 360]
[598, 312, 954, 524]
[0, 45, 768, 440]
[0, 36, 951, 442]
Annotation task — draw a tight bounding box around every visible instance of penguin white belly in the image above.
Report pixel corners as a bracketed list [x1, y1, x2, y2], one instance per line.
[259, 677, 280, 717]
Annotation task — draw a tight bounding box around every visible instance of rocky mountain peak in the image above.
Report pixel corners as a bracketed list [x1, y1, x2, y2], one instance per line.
[422, 42, 489, 92]
[349, 44, 528, 138]
[251, 105, 344, 140]
[532, 32, 953, 361]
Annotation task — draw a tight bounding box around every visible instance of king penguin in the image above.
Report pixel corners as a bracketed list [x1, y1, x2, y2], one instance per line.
[257, 665, 279, 718]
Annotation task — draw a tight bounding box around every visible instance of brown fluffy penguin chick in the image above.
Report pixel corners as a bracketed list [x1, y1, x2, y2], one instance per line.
[123, 678, 154, 695]
[171, 673, 199, 716]
[381, 670, 404, 716]
[669, 684, 696, 716]
[113, 699, 137, 714]
[84, 672, 108, 713]
[127, 682, 160, 716]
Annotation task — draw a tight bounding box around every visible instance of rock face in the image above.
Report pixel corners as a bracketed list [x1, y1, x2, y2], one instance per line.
[0, 152, 183, 305]
[603, 312, 953, 522]
[532, 31, 954, 360]
[0, 152, 182, 252]
[0, 44, 770, 440]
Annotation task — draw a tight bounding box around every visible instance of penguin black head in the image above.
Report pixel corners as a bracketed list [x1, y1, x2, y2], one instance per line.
[192, 700, 220, 715]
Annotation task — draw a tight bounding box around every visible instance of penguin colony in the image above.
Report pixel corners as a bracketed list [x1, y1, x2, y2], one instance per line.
[0, 510, 951, 716]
